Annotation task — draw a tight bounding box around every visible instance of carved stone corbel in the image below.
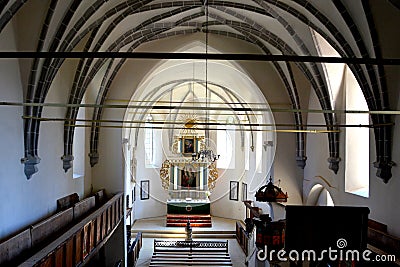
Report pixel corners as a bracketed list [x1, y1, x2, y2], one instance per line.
[21, 155, 41, 179]
[61, 154, 74, 172]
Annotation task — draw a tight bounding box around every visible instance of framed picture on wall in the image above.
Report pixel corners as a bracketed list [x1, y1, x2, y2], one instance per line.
[140, 180, 149, 200]
[183, 137, 195, 155]
[230, 181, 239, 201]
[242, 182, 247, 201]
[180, 163, 199, 188]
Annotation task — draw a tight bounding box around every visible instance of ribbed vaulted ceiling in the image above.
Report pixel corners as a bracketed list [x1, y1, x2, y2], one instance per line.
[0, 0, 396, 182]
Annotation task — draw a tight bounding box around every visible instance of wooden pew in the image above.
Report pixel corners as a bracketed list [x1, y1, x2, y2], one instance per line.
[0, 229, 31, 266]
[0, 191, 121, 266]
[368, 219, 400, 258]
[30, 207, 74, 247]
[74, 196, 96, 221]
[94, 189, 106, 207]
[57, 193, 79, 211]
[19, 193, 124, 267]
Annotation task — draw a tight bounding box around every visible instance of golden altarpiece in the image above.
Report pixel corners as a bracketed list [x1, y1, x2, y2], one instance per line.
[160, 128, 219, 226]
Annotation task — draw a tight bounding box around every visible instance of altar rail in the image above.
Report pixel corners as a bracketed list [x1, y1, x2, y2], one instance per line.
[154, 240, 229, 253]
[168, 189, 208, 200]
[151, 240, 232, 266]
[0, 192, 123, 267]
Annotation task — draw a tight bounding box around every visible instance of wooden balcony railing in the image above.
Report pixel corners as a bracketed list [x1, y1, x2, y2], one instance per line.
[127, 232, 142, 267]
[0, 192, 124, 267]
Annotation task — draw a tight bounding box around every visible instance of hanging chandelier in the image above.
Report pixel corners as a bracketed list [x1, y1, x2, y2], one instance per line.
[192, 150, 220, 162]
[192, 0, 219, 164]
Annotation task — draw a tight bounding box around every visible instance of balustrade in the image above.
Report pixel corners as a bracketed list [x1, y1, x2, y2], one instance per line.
[0, 192, 124, 267]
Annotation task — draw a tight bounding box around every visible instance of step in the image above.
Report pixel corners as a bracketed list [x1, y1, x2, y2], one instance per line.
[150, 266, 232, 267]
[167, 218, 211, 221]
[167, 215, 212, 227]
[152, 254, 231, 259]
[151, 258, 231, 262]
[166, 221, 211, 224]
[150, 261, 233, 266]
[167, 219, 211, 222]
[133, 229, 234, 234]
[166, 222, 211, 225]
[165, 224, 211, 227]
[167, 214, 211, 218]
[165, 224, 212, 228]
[150, 263, 232, 266]
[153, 251, 230, 255]
[131, 229, 236, 239]
[166, 216, 211, 220]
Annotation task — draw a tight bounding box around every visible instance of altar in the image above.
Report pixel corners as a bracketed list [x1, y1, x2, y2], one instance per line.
[166, 198, 212, 227]
[159, 135, 219, 227]
[167, 199, 210, 215]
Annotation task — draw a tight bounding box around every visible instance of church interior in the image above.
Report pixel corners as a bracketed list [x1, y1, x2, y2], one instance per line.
[0, 0, 399, 266]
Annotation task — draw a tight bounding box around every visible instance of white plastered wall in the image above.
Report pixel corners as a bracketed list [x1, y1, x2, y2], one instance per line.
[304, 88, 400, 237]
[0, 23, 91, 240]
[303, 0, 400, 236]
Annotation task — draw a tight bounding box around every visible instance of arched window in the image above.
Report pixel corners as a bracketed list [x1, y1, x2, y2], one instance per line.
[217, 116, 235, 169]
[144, 114, 155, 167]
[255, 128, 263, 173]
[344, 69, 369, 197]
[73, 107, 85, 178]
[311, 28, 369, 198]
[254, 113, 265, 174]
[244, 131, 250, 171]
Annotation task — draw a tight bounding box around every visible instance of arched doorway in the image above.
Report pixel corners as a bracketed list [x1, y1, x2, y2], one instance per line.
[306, 184, 335, 206]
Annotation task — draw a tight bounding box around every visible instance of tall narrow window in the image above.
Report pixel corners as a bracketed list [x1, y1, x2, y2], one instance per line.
[217, 117, 235, 169]
[311, 28, 369, 198]
[73, 107, 85, 178]
[344, 68, 369, 197]
[244, 131, 250, 171]
[310, 29, 345, 107]
[255, 128, 263, 173]
[144, 115, 155, 167]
